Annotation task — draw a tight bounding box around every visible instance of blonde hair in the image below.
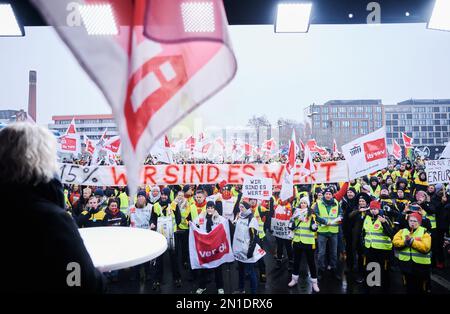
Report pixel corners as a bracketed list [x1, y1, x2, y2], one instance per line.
[0, 122, 58, 185]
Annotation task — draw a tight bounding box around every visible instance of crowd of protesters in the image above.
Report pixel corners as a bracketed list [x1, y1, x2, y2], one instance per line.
[63, 156, 450, 294]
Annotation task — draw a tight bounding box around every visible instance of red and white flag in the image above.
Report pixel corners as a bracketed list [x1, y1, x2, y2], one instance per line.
[243, 143, 253, 157]
[402, 132, 413, 148]
[104, 135, 121, 154]
[164, 135, 170, 148]
[280, 130, 297, 201]
[189, 220, 234, 269]
[185, 136, 196, 151]
[263, 138, 277, 151]
[201, 142, 212, 154]
[342, 127, 388, 179]
[306, 139, 318, 152]
[32, 0, 237, 195]
[299, 138, 305, 152]
[84, 136, 96, 155]
[392, 139, 402, 160]
[65, 117, 77, 135]
[302, 144, 316, 176]
[215, 137, 226, 151]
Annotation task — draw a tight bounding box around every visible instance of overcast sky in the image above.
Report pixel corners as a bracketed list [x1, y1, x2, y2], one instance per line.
[1, 23, 450, 129]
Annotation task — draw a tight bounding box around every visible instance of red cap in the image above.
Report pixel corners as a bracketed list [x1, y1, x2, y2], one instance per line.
[408, 212, 422, 225]
[369, 200, 381, 210]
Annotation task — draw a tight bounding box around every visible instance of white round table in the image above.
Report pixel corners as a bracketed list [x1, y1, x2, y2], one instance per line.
[78, 227, 167, 272]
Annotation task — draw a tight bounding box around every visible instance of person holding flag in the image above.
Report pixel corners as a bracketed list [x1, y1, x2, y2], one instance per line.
[192, 201, 227, 295]
[232, 201, 264, 294]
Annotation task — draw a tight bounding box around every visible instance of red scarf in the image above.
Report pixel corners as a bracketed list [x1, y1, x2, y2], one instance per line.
[195, 200, 206, 214]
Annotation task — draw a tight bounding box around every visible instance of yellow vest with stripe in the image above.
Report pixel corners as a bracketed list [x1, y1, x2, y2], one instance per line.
[184, 202, 206, 228]
[423, 211, 436, 229]
[252, 205, 266, 239]
[413, 177, 428, 191]
[177, 197, 196, 230]
[293, 216, 316, 245]
[370, 185, 381, 198]
[152, 202, 177, 232]
[363, 216, 392, 250]
[317, 200, 339, 234]
[64, 189, 71, 209]
[397, 227, 431, 265]
[118, 192, 129, 215]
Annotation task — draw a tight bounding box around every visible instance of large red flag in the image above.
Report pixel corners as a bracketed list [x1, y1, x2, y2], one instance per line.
[392, 139, 402, 160]
[402, 132, 413, 148]
[32, 0, 237, 195]
[65, 117, 77, 135]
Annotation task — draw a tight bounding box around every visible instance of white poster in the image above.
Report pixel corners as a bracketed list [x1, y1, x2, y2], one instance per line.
[425, 159, 450, 184]
[342, 127, 388, 180]
[157, 216, 175, 250]
[242, 176, 273, 200]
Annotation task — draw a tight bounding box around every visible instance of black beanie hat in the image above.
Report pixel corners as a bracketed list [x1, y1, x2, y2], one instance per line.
[206, 201, 215, 208]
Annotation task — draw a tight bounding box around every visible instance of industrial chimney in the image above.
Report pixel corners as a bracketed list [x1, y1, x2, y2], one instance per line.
[28, 70, 37, 122]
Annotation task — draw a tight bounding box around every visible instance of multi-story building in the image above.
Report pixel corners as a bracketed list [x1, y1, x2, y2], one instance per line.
[0, 109, 20, 124]
[304, 100, 384, 148]
[48, 114, 118, 140]
[385, 99, 450, 146]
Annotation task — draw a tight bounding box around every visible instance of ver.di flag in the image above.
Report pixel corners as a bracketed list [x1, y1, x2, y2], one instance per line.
[342, 127, 388, 180]
[189, 220, 234, 269]
[31, 0, 237, 196]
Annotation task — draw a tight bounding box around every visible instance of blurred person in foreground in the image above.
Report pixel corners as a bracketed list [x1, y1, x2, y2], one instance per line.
[0, 123, 104, 293]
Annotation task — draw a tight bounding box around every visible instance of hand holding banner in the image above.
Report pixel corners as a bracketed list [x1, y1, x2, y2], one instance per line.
[242, 176, 273, 200]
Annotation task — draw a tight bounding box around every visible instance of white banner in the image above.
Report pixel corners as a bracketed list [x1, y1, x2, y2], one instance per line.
[242, 176, 273, 200]
[342, 127, 388, 180]
[189, 220, 234, 269]
[425, 159, 450, 184]
[58, 161, 349, 186]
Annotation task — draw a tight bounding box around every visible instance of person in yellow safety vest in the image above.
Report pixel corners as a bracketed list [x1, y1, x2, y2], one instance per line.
[362, 200, 394, 292]
[349, 179, 361, 194]
[249, 198, 269, 283]
[188, 188, 208, 222]
[368, 176, 381, 198]
[117, 187, 129, 215]
[393, 212, 431, 294]
[288, 197, 320, 292]
[77, 196, 107, 228]
[393, 163, 411, 181]
[378, 186, 397, 221]
[63, 188, 72, 212]
[392, 177, 411, 198]
[150, 187, 181, 291]
[313, 187, 343, 280]
[411, 171, 429, 196]
[231, 185, 242, 198]
[174, 188, 191, 270]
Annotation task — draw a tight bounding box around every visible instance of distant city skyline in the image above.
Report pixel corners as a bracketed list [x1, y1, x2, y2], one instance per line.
[1, 23, 450, 130]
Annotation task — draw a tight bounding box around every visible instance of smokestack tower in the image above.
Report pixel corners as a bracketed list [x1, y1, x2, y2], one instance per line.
[28, 70, 37, 122]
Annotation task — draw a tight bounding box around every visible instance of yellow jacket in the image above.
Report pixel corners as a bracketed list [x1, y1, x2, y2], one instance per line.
[392, 228, 431, 254]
